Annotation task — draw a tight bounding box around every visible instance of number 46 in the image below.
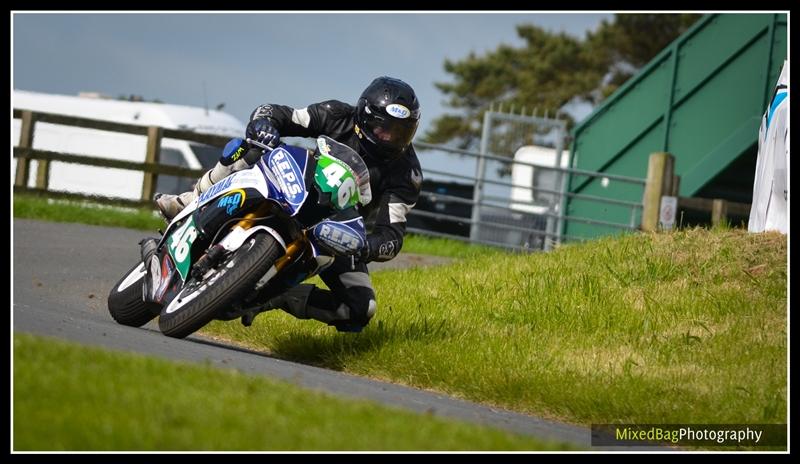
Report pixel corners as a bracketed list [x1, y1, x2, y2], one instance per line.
[322, 163, 356, 208]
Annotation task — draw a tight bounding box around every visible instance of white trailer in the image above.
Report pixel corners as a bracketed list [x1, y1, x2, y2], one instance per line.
[509, 144, 570, 214]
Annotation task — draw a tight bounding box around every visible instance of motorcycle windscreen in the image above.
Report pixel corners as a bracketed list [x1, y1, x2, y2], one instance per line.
[315, 135, 372, 207]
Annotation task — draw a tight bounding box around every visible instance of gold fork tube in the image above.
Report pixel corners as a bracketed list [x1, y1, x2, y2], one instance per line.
[273, 236, 307, 272]
[235, 203, 273, 230]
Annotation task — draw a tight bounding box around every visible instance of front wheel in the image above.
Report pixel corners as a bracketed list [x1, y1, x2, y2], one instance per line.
[108, 262, 162, 327]
[158, 233, 283, 339]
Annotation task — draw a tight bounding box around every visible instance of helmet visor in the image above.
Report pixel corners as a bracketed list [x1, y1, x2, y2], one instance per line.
[363, 115, 418, 152]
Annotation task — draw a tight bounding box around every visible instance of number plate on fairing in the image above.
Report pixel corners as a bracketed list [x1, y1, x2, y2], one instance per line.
[167, 216, 199, 281]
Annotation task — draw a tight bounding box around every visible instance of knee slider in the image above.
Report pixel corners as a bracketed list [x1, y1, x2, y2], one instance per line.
[332, 299, 376, 333]
[366, 299, 377, 320]
[349, 297, 377, 327]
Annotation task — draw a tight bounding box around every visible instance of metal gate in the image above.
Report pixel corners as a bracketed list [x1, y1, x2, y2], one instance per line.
[472, 109, 568, 250]
[409, 108, 646, 252]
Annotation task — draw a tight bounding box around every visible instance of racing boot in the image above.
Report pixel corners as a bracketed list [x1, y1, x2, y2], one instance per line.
[240, 284, 351, 327]
[155, 190, 197, 222]
[155, 140, 263, 223]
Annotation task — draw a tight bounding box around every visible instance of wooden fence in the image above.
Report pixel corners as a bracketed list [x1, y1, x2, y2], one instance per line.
[641, 152, 751, 230]
[12, 109, 232, 204]
[13, 109, 753, 228]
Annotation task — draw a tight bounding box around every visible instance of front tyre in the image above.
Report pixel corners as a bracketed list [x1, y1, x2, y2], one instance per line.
[108, 262, 162, 327]
[158, 233, 283, 339]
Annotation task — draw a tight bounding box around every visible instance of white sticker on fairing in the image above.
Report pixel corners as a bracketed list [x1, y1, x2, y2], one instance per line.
[386, 104, 411, 119]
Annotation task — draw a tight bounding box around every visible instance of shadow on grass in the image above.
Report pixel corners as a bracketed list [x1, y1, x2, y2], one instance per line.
[268, 312, 456, 371]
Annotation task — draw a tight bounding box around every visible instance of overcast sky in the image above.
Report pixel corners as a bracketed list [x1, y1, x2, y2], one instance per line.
[12, 12, 613, 135]
[12, 12, 615, 188]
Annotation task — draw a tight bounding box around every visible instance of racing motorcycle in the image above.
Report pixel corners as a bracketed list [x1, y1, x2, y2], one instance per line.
[107, 135, 372, 339]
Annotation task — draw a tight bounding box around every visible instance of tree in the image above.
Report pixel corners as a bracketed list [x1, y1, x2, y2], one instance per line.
[423, 14, 702, 151]
[587, 14, 702, 100]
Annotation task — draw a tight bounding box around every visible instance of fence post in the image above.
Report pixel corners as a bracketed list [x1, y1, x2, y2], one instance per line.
[14, 111, 36, 187]
[550, 121, 568, 251]
[470, 111, 491, 242]
[141, 126, 163, 202]
[711, 199, 728, 226]
[35, 144, 51, 190]
[641, 152, 675, 231]
[671, 175, 681, 196]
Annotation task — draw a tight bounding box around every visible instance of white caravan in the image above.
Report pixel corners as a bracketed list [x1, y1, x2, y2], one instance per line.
[12, 90, 247, 200]
[509, 144, 570, 215]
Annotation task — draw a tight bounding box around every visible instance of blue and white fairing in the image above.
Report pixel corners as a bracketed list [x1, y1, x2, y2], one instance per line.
[164, 141, 365, 264]
[259, 145, 311, 216]
[190, 144, 310, 216]
[309, 216, 367, 257]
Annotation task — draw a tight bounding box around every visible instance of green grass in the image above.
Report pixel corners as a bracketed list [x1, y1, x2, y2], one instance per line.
[402, 233, 502, 258]
[12, 193, 492, 258]
[14, 193, 164, 231]
[13, 192, 788, 447]
[13, 333, 572, 451]
[202, 227, 787, 435]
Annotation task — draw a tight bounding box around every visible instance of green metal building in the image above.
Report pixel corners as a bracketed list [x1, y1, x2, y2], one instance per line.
[564, 13, 787, 240]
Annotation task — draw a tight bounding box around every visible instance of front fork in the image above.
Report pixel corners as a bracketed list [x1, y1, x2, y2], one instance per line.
[192, 202, 280, 280]
[219, 234, 312, 319]
[221, 200, 313, 315]
[273, 234, 308, 273]
[239, 201, 310, 275]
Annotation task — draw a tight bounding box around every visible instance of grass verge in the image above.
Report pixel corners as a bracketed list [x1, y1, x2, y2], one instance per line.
[202, 227, 787, 440]
[13, 193, 788, 448]
[13, 332, 573, 451]
[13, 193, 163, 231]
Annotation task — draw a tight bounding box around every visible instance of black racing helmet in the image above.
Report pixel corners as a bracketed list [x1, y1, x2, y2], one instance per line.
[355, 76, 421, 161]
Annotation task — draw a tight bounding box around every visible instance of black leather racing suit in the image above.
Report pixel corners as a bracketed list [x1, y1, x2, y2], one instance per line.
[250, 100, 422, 263]
[250, 100, 423, 330]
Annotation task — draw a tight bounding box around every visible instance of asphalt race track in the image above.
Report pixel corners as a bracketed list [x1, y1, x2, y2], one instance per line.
[12, 218, 658, 451]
